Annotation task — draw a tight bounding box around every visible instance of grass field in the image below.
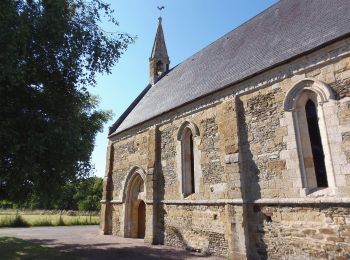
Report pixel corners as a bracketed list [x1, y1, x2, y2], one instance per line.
[0, 213, 99, 227]
[0, 237, 79, 259]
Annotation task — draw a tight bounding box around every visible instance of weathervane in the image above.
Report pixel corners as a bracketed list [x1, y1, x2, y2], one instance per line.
[157, 6, 165, 16]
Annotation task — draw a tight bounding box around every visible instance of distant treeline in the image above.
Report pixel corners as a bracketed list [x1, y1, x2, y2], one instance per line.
[0, 177, 102, 211]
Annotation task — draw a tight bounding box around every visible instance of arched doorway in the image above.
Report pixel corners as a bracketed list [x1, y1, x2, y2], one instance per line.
[124, 172, 146, 238]
[137, 200, 146, 238]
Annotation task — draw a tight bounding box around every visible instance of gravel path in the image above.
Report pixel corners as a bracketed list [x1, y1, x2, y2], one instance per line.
[0, 225, 224, 259]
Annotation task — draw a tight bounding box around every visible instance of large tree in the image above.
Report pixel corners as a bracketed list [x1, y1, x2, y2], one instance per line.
[0, 0, 132, 207]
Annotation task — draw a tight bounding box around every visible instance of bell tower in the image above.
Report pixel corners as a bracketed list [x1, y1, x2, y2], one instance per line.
[149, 17, 170, 85]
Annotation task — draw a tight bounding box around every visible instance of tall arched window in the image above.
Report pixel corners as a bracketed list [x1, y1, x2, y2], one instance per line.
[177, 121, 200, 197]
[284, 78, 335, 192]
[182, 128, 195, 196]
[305, 99, 328, 187]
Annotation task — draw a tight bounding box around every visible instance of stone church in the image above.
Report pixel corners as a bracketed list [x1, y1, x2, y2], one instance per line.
[101, 0, 350, 258]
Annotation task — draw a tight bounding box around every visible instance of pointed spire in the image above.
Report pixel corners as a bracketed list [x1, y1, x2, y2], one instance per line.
[149, 17, 170, 85]
[151, 17, 169, 60]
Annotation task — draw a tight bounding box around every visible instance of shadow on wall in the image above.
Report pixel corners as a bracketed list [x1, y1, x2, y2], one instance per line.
[164, 226, 217, 256]
[154, 127, 166, 244]
[236, 97, 268, 259]
[105, 145, 114, 235]
[166, 226, 189, 249]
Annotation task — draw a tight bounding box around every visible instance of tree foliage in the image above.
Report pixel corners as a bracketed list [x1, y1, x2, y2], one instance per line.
[75, 177, 103, 211]
[0, 177, 103, 211]
[0, 0, 132, 206]
[52, 176, 103, 211]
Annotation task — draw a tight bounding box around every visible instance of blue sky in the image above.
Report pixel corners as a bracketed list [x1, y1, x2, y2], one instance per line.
[90, 0, 279, 177]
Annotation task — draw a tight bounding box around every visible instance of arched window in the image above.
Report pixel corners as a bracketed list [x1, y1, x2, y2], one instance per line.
[177, 121, 200, 197]
[182, 128, 195, 196]
[305, 99, 328, 187]
[156, 61, 163, 75]
[284, 78, 335, 192]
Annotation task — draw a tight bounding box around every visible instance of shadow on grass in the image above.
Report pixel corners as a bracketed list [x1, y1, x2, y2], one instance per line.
[0, 237, 78, 260]
[0, 215, 29, 228]
[27, 238, 213, 260]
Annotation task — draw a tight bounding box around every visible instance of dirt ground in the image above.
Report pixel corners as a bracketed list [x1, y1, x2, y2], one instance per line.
[0, 225, 224, 259]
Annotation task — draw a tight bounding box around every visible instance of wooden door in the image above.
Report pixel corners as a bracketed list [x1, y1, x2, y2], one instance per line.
[137, 201, 146, 238]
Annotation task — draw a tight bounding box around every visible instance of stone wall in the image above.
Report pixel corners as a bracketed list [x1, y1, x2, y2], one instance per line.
[163, 204, 228, 256]
[111, 204, 123, 235]
[200, 117, 222, 184]
[238, 86, 289, 200]
[111, 132, 149, 200]
[250, 204, 350, 259]
[160, 125, 177, 188]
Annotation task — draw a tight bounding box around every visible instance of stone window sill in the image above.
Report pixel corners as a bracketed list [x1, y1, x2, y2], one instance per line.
[301, 187, 337, 197]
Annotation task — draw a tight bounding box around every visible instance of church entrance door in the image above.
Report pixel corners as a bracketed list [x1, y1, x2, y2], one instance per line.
[124, 172, 146, 239]
[137, 200, 146, 238]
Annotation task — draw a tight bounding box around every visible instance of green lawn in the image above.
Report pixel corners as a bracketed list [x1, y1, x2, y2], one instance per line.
[0, 237, 79, 260]
[0, 214, 99, 227]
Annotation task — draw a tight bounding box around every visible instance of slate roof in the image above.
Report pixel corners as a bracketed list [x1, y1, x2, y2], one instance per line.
[110, 0, 350, 136]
